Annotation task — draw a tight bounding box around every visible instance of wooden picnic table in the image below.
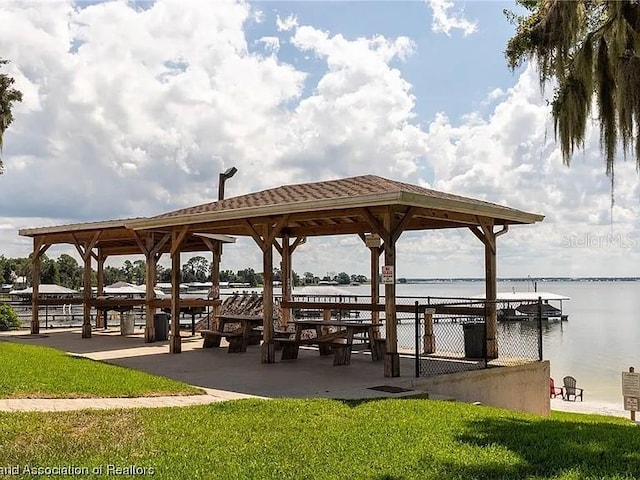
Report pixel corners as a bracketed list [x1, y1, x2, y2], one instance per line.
[200, 314, 263, 353]
[280, 319, 385, 365]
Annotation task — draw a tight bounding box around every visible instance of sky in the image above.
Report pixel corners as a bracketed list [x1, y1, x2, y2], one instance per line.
[0, 0, 639, 279]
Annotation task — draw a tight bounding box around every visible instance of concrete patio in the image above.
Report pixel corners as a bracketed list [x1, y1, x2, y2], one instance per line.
[0, 327, 422, 401]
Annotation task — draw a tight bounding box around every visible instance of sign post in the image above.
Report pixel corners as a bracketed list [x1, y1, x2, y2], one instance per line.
[381, 265, 394, 285]
[622, 367, 639, 422]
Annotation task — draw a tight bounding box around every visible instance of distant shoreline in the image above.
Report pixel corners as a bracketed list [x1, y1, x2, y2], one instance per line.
[401, 277, 640, 283]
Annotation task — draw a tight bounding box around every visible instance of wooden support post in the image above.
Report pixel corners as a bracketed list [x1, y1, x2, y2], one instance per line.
[30, 238, 49, 334]
[361, 207, 414, 377]
[82, 252, 92, 338]
[470, 221, 502, 360]
[359, 232, 381, 333]
[383, 210, 400, 377]
[31, 258, 40, 334]
[170, 248, 181, 353]
[370, 245, 380, 330]
[482, 224, 498, 360]
[261, 236, 275, 363]
[245, 217, 287, 364]
[201, 236, 223, 331]
[484, 239, 498, 359]
[71, 232, 100, 338]
[144, 236, 157, 343]
[95, 250, 106, 328]
[169, 227, 188, 353]
[630, 367, 636, 423]
[423, 307, 436, 354]
[281, 235, 292, 328]
[211, 242, 221, 330]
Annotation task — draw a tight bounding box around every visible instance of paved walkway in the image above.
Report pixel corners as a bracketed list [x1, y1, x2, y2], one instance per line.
[0, 388, 262, 412]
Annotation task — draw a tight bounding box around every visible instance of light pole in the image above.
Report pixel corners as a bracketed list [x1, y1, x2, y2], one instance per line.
[218, 166, 238, 201]
[211, 167, 237, 327]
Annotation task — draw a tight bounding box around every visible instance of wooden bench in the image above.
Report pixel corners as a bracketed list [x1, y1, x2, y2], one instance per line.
[371, 338, 386, 361]
[327, 341, 351, 365]
[253, 327, 294, 350]
[276, 338, 299, 360]
[277, 332, 356, 363]
[200, 329, 245, 353]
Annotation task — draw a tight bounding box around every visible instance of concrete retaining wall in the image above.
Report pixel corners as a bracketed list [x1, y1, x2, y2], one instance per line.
[411, 361, 550, 416]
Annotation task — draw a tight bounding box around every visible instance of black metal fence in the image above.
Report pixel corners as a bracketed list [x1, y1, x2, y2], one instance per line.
[413, 297, 544, 377]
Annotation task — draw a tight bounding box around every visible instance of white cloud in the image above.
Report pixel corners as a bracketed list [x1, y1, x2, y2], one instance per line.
[0, 1, 637, 278]
[481, 87, 506, 105]
[280, 27, 421, 180]
[427, 0, 478, 37]
[276, 13, 298, 32]
[257, 36, 280, 53]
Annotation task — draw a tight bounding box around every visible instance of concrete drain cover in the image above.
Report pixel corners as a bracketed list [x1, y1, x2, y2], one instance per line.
[368, 385, 414, 394]
[14, 335, 49, 339]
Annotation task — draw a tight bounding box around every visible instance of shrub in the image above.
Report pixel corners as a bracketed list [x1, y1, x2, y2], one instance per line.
[0, 304, 20, 330]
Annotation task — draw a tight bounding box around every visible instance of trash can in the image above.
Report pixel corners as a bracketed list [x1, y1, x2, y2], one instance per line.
[120, 312, 135, 336]
[462, 322, 485, 358]
[154, 313, 169, 341]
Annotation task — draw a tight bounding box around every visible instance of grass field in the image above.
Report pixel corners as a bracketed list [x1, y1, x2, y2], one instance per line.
[0, 341, 203, 398]
[1, 398, 638, 479]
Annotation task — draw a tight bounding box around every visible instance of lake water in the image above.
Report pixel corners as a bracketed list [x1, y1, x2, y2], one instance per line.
[339, 280, 640, 404]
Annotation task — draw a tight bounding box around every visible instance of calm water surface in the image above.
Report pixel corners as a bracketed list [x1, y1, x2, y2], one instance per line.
[342, 280, 640, 404]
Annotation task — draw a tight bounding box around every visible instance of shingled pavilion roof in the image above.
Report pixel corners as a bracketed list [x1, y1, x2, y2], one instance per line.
[126, 175, 543, 235]
[19, 175, 543, 253]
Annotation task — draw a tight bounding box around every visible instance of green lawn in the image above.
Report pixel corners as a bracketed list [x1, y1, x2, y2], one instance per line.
[0, 341, 203, 398]
[0, 398, 638, 479]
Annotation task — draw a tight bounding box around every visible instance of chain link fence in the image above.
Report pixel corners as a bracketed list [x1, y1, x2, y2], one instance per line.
[271, 292, 543, 376]
[414, 297, 544, 377]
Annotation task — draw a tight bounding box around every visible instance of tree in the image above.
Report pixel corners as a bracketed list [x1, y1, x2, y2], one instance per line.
[219, 269, 236, 283]
[57, 254, 82, 289]
[0, 58, 23, 174]
[132, 259, 146, 284]
[104, 265, 126, 285]
[303, 272, 316, 285]
[0, 255, 12, 284]
[182, 256, 209, 283]
[158, 266, 172, 283]
[0, 304, 20, 330]
[40, 255, 60, 285]
[506, 1, 640, 194]
[236, 268, 258, 287]
[9, 256, 30, 285]
[335, 272, 351, 285]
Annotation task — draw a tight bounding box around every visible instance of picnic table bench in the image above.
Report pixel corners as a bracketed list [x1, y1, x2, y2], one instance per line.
[200, 329, 246, 352]
[279, 320, 385, 365]
[200, 314, 263, 353]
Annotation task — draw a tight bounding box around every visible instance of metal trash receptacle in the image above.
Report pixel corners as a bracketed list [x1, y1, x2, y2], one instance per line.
[120, 312, 135, 336]
[154, 313, 169, 341]
[462, 322, 485, 358]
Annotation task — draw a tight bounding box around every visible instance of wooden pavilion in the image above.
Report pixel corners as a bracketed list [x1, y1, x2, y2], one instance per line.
[20, 175, 543, 377]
